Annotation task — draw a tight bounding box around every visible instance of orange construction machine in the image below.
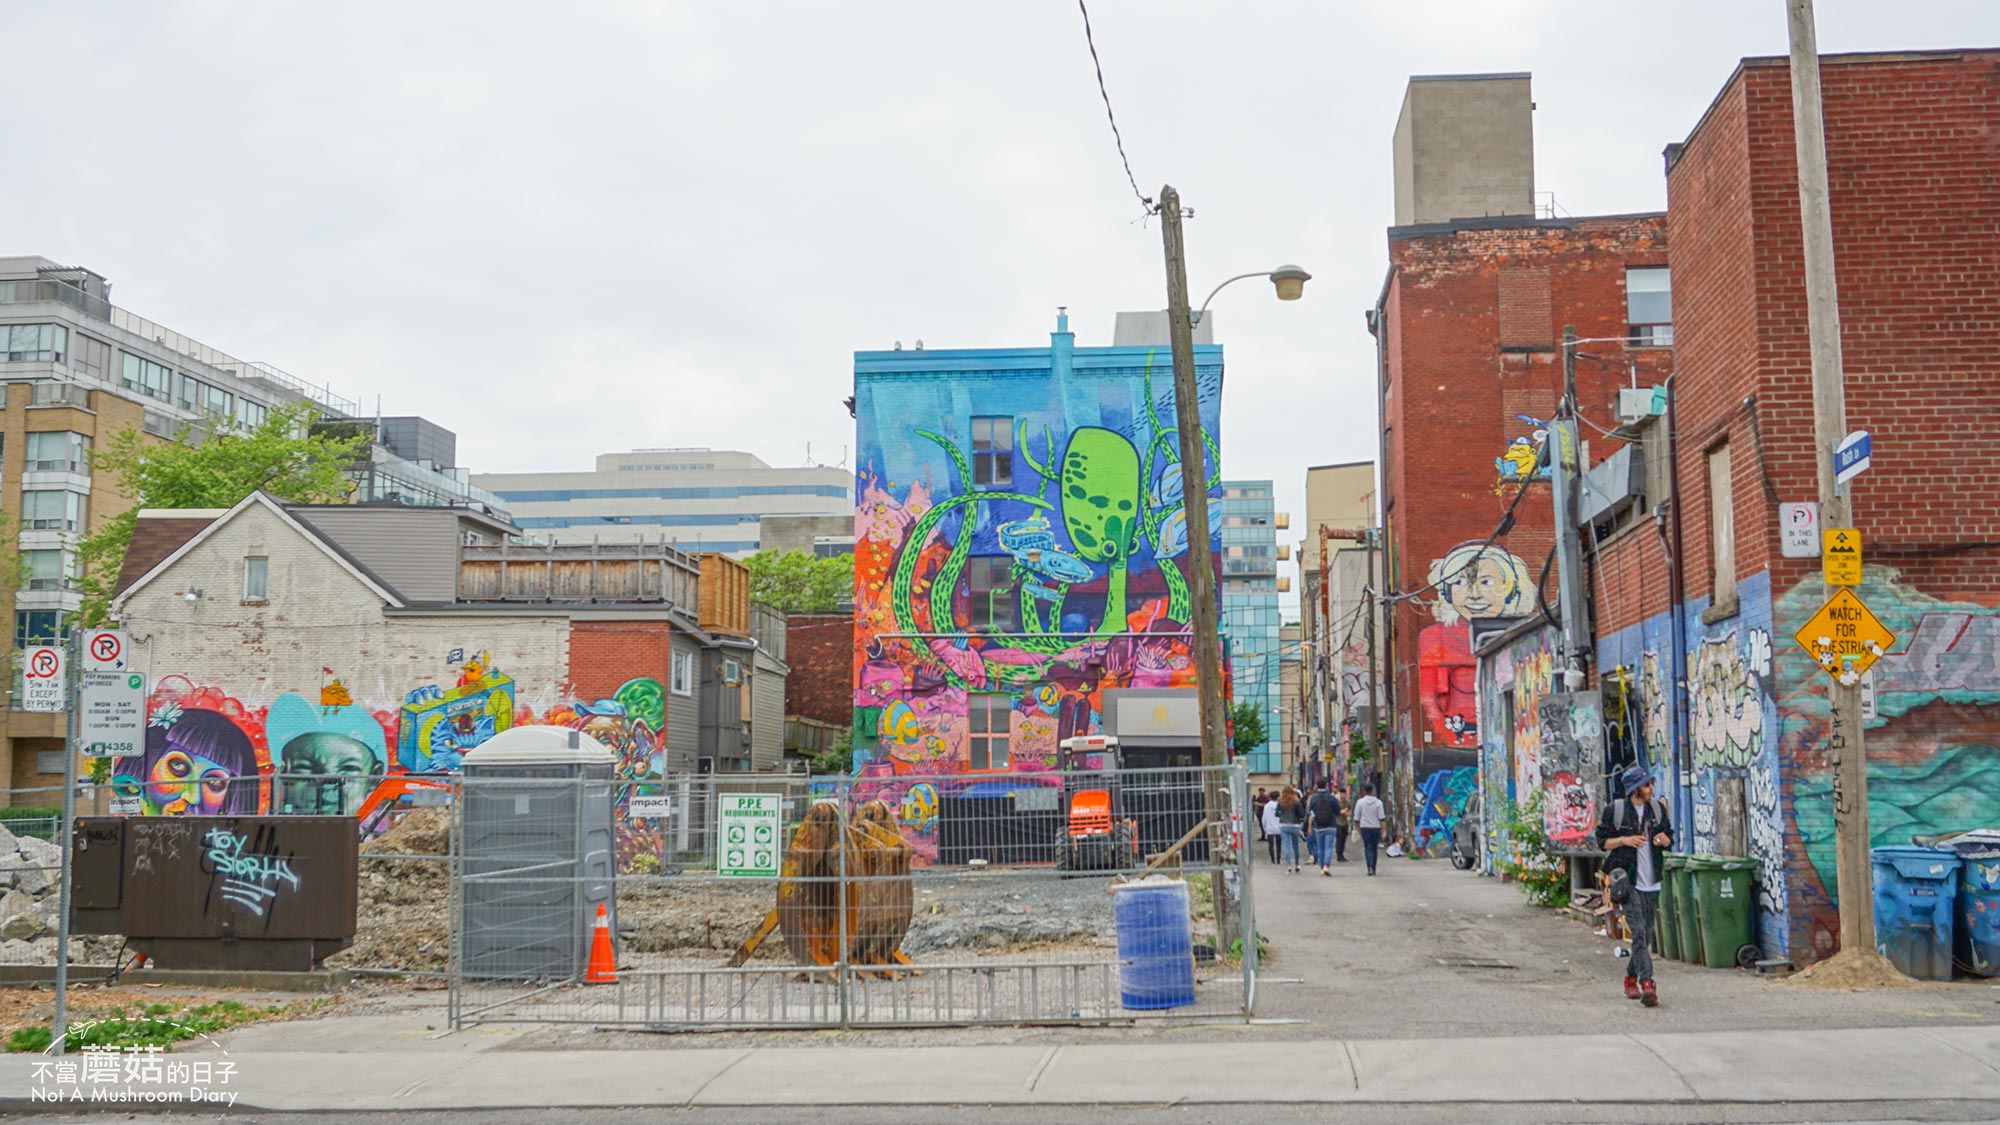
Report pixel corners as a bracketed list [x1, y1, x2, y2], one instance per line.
[1054, 735, 1140, 871]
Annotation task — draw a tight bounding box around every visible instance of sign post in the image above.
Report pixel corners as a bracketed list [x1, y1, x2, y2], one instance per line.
[716, 793, 781, 879]
[50, 629, 82, 1056]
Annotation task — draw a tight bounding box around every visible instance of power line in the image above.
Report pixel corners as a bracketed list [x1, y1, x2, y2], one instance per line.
[1075, 0, 1154, 215]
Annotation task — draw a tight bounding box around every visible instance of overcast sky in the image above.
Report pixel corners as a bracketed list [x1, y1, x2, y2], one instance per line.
[9, 1, 1995, 611]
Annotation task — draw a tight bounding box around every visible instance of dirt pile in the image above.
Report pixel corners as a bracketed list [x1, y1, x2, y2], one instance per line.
[327, 809, 452, 972]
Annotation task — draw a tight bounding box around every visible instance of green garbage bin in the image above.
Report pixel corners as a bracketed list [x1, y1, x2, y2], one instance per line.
[1658, 854, 1685, 961]
[1690, 856, 1757, 969]
[1670, 855, 1701, 964]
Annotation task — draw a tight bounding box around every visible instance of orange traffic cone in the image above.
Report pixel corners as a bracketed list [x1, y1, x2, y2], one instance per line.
[584, 903, 617, 984]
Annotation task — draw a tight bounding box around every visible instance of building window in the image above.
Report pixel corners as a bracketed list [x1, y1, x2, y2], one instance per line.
[20, 550, 73, 591]
[119, 353, 173, 400]
[969, 694, 1011, 770]
[1707, 443, 1736, 608]
[1627, 267, 1673, 347]
[971, 416, 1013, 486]
[70, 334, 111, 379]
[23, 431, 90, 473]
[671, 650, 694, 696]
[4, 324, 67, 363]
[244, 556, 268, 601]
[20, 489, 84, 531]
[966, 555, 1018, 632]
[14, 610, 62, 648]
[236, 398, 268, 429]
[722, 658, 742, 685]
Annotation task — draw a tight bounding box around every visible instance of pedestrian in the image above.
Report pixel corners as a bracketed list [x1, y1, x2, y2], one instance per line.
[1253, 787, 1270, 845]
[1333, 784, 1351, 863]
[1275, 786, 1307, 873]
[1353, 784, 1387, 875]
[1597, 763, 1674, 1008]
[1261, 790, 1282, 863]
[1308, 783, 1339, 876]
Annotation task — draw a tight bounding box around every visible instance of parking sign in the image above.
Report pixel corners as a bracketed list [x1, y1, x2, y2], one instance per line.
[21, 646, 65, 713]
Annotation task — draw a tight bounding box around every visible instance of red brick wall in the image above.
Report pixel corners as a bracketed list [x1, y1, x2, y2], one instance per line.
[1382, 216, 1673, 749]
[569, 619, 677, 728]
[785, 612, 851, 725]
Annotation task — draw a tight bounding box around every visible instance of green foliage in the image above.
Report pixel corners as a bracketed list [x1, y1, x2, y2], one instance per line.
[0, 807, 59, 840]
[1496, 789, 1570, 908]
[1230, 702, 1267, 758]
[810, 729, 855, 775]
[744, 549, 854, 614]
[6, 1000, 287, 1053]
[73, 404, 371, 626]
[1227, 931, 1270, 961]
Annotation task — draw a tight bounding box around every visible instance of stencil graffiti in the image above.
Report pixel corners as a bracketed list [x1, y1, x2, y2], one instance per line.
[1692, 631, 1764, 770]
[201, 827, 301, 917]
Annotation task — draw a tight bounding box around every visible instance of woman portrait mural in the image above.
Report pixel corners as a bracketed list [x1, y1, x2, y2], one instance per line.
[1418, 540, 1534, 749]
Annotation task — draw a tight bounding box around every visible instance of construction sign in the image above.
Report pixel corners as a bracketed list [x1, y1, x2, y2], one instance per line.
[1823, 528, 1863, 586]
[1795, 587, 1896, 683]
[717, 793, 781, 879]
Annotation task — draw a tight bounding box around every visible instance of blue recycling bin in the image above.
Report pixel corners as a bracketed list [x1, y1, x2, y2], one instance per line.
[1938, 832, 2000, 978]
[1871, 846, 1961, 981]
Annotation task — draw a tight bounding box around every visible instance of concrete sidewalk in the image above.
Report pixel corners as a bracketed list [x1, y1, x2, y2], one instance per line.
[3, 1023, 1996, 1110]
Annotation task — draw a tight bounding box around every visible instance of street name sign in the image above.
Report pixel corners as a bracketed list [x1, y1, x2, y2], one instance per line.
[1795, 588, 1896, 681]
[1834, 430, 1871, 486]
[1823, 528, 1863, 586]
[717, 793, 781, 878]
[21, 646, 65, 713]
[1780, 501, 1820, 558]
[80, 671, 146, 757]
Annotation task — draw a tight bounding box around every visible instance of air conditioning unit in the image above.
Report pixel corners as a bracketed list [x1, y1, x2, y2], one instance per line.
[1618, 386, 1665, 422]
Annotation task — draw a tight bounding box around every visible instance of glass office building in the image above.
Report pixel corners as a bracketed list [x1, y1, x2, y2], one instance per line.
[1220, 480, 1282, 773]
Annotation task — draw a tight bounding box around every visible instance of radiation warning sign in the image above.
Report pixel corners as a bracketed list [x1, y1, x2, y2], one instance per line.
[1795, 587, 1896, 683]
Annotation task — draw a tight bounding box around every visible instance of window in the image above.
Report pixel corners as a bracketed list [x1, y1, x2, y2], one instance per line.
[1707, 443, 1736, 609]
[1627, 267, 1673, 347]
[14, 610, 62, 648]
[236, 398, 267, 429]
[722, 658, 742, 685]
[20, 489, 84, 531]
[70, 334, 111, 379]
[971, 416, 1013, 486]
[23, 431, 89, 473]
[244, 556, 269, 601]
[670, 650, 694, 696]
[3, 324, 67, 363]
[120, 353, 173, 400]
[20, 550, 73, 591]
[968, 694, 1012, 770]
[966, 555, 1018, 632]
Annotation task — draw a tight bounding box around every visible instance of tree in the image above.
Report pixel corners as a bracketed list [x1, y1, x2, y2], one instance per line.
[74, 404, 372, 625]
[1230, 702, 1268, 758]
[744, 549, 853, 614]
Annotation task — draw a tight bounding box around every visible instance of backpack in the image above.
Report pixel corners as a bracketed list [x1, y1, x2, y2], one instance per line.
[1615, 797, 1667, 834]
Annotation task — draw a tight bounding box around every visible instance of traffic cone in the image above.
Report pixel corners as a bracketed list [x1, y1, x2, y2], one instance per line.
[584, 903, 617, 984]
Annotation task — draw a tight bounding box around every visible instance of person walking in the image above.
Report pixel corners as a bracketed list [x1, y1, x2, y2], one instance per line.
[1332, 784, 1351, 863]
[1253, 787, 1271, 855]
[1353, 785, 1387, 875]
[1275, 786, 1307, 873]
[1307, 784, 1340, 876]
[1261, 790, 1283, 864]
[1597, 764, 1674, 1008]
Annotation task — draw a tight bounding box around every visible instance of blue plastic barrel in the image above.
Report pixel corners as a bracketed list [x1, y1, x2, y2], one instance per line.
[1938, 831, 2000, 977]
[1112, 878, 1197, 1010]
[1871, 846, 1962, 981]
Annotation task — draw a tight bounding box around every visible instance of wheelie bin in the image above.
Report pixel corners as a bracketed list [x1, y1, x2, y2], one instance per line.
[1872, 845, 1962, 981]
[1689, 856, 1756, 969]
[1939, 831, 2000, 977]
[1670, 854, 1702, 964]
[1658, 854, 1684, 961]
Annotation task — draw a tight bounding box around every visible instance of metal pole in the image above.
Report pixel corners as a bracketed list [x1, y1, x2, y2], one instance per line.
[1367, 535, 1381, 775]
[1785, 0, 1881, 966]
[50, 628, 81, 1056]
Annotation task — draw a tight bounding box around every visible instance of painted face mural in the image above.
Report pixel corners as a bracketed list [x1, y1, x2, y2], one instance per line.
[119, 708, 263, 816]
[1418, 542, 1534, 749]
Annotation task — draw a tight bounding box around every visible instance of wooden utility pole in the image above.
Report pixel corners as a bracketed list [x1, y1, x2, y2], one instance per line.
[1159, 184, 1235, 948]
[1785, 0, 1884, 968]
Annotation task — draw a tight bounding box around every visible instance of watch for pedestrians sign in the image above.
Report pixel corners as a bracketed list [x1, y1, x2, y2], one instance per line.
[1823, 528, 1863, 586]
[1795, 588, 1896, 684]
[21, 646, 65, 713]
[717, 793, 782, 879]
[83, 629, 130, 672]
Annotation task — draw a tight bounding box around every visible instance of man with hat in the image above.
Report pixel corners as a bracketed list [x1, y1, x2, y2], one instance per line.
[1596, 763, 1674, 1007]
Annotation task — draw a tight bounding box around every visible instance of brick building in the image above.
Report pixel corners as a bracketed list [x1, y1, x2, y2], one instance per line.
[1589, 49, 2000, 963]
[1369, 73, 1672, 849]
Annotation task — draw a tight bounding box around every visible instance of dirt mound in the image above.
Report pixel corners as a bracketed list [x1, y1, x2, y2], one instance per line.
[1786, 949, 1925, 990]
[326, 810, 453, 972]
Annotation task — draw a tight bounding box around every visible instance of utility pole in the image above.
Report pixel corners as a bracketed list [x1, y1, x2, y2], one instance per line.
[1365, 532, 1381, 770]
[1159, 183, 1234, 947]
[1786, 0, 1884, 969]
[1552, 328, 1590, 662]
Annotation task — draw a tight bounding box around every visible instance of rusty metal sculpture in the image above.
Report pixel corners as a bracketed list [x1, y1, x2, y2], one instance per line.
[726, 798, 914, 971]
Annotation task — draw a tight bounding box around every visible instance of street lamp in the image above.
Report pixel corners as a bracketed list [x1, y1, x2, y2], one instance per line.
[1191, 265, 1313, 326]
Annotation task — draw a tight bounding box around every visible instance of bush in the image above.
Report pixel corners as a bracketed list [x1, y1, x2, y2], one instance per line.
[0, 807, 59, 840]
[1495, 790, 1570, 908]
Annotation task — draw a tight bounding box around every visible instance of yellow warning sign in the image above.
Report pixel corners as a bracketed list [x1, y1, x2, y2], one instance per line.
[1823, 527, 1863, 586]
[1795, 588, 1896, 682]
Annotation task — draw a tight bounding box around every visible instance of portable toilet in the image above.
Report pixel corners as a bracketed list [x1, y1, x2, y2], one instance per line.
[459, 726, 618, 980]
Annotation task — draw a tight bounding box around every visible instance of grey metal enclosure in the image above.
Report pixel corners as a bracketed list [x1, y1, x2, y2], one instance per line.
[458, 726, 617, 981]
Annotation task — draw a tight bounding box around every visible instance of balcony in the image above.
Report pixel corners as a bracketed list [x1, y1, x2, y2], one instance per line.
[28, 381, 91, 409]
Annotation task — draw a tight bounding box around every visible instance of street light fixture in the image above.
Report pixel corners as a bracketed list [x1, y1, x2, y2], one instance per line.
[1191, 265, 1314, 326]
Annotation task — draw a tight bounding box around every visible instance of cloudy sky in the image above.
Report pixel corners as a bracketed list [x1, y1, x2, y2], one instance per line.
[9, 1, 1994, 609]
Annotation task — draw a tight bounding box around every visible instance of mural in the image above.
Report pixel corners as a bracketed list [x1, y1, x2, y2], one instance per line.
[852, 347, 1221, 859]
[1492, 415, 1551, 494]
[1690, 630, 1768, 771]
[1418, 541, 1534, 750]
[1412, 766, 1476, 857]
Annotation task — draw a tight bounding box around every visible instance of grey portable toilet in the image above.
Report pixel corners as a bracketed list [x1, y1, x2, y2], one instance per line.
[459, 726, 618, 981]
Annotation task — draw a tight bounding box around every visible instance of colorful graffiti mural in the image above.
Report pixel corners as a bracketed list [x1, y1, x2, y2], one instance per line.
[1419, 541, 1534, 750]
[1690, 630, 1768, 771]
[1492, 415, 1551, 494]
[1412, 766, 1476, 857]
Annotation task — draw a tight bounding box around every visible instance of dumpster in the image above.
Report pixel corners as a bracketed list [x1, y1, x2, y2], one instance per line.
[1670, 855, 1701, 964]
[1938, 831, 2000, 978]
[1688, 856, 1756, 969]
[1871, 845, 1961, 981]
[1658, 854, 1684, 962]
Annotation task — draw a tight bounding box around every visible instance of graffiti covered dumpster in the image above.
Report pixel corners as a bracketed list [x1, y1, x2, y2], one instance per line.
[1871, 846, 1962, 982]
[1938, 831, 2000, 978]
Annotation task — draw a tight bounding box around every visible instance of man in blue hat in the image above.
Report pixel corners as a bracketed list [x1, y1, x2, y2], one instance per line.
[1597, 763, 1674, 1007]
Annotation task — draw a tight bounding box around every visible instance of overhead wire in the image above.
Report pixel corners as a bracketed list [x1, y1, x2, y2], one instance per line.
[1075, 0, 1155, 215]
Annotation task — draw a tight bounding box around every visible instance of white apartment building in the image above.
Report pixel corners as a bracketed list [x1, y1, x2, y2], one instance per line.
[474, 450, 852, 555]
